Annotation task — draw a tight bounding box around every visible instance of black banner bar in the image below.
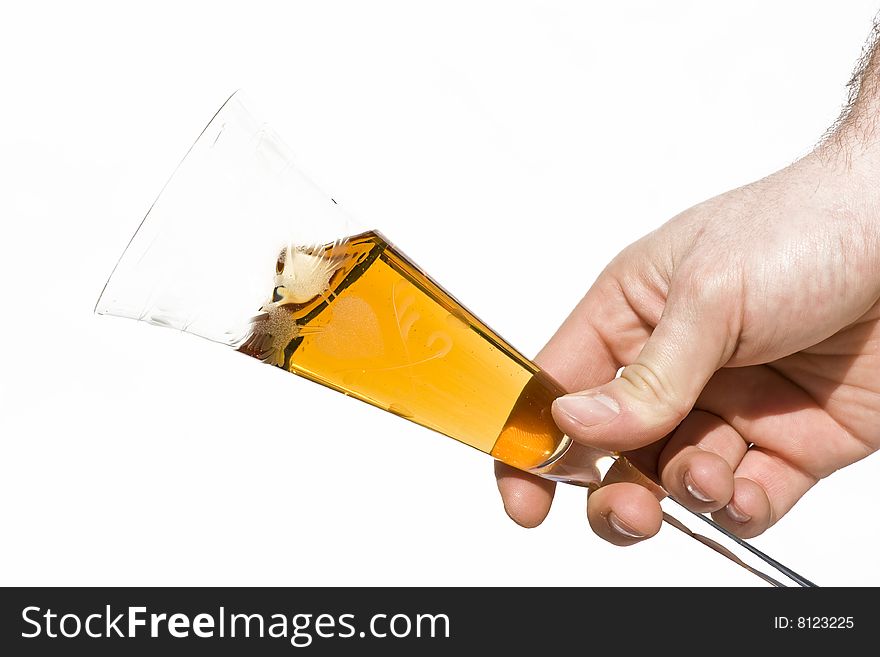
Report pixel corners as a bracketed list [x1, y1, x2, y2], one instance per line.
[0, 587, 873, 655]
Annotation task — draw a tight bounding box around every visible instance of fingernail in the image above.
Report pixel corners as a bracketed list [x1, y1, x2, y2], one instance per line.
[726, 501, 752, 523]
[683, 471, 714, 503]
[607, 512, 645, 539]
[554, 393, 620, 428]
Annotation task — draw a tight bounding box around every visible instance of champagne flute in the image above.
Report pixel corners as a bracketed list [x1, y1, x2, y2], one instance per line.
[96, 92, 815, 587]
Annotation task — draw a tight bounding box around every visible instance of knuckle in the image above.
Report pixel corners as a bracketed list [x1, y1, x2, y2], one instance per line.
[620, 361, 691, 421]
[675, 255, 742, 307]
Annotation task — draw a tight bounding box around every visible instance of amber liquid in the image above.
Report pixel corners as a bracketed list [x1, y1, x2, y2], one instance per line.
[240, 230, 568, 471]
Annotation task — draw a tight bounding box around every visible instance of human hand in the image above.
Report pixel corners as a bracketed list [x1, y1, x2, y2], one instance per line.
[495, 130, 880, 545]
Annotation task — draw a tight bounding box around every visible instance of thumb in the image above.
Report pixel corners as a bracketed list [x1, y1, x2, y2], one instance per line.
[552, 286, 735, 452]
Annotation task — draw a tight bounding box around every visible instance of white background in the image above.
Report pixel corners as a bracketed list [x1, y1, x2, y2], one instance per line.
[2, 1, 878, 586]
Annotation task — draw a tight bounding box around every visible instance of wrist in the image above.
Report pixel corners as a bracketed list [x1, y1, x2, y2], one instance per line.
[802, 129, 880, 278]
[820, 121, 880, 176]
[810, 119, 880, 217]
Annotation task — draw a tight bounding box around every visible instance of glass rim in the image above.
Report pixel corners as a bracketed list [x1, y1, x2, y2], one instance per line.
[94, 90, 242, 315]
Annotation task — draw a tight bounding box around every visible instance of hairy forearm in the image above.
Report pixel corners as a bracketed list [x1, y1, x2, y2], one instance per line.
[829, 18, 880, 158]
